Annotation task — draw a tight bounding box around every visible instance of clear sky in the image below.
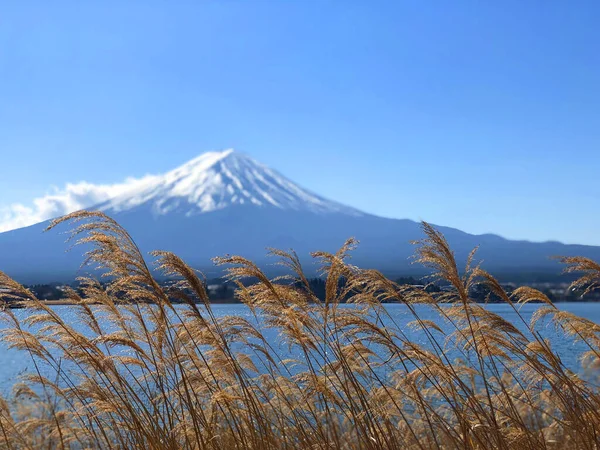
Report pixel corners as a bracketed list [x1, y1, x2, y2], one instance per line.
[1, 1, 599, 244]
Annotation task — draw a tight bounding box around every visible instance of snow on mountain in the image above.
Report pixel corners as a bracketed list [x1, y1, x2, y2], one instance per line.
[98, 149, 363, 217]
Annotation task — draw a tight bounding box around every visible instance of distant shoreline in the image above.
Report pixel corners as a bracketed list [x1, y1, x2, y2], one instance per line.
[6, 298, 600, 309]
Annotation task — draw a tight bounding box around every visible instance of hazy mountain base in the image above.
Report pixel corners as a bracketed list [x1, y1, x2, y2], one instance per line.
[1, 205, 600, 285]
[0, 211, 599, 449]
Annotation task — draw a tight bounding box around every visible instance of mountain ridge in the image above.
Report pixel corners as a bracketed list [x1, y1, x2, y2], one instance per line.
[1, 149, 599, 284]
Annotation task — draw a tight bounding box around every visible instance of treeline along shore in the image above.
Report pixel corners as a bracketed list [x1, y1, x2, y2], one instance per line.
[11, 274, 600, 308]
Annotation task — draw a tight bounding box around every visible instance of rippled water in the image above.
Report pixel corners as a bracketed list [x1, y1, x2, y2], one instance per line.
[0, 302, 598, 394]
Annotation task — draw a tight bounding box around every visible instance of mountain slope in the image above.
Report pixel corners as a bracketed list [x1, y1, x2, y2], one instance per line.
[98, 149, 362, 217]
[1, 150, 599, 283]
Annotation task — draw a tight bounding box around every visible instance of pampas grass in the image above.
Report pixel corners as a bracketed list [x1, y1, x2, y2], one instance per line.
[0, 210, 598, 449]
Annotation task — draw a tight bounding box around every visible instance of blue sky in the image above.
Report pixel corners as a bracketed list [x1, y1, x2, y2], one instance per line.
[1, 1, 599, 244]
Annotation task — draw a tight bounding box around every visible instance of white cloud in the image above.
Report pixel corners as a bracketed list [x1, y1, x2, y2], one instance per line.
[0, 175, 158, 233]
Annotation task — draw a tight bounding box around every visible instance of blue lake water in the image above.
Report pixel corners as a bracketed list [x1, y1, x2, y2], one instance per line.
[0, 302, 598, 395]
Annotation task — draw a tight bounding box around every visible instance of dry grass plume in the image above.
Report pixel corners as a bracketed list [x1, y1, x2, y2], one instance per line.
[0, 211, 597, 449]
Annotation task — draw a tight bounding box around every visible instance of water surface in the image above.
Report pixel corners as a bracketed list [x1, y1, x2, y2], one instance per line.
[0, 302, 598, 394]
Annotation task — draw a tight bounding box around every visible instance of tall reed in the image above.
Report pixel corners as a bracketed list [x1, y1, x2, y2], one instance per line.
[0, 210, 598, 449]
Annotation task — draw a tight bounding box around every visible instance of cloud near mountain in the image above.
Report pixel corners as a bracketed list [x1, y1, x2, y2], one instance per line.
[0, 148, 357, 233]
[0, 175, 159, 233]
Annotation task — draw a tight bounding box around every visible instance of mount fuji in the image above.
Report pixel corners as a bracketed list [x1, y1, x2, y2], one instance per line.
[96, 149, 362, 217]
[1, 149, 600, 283]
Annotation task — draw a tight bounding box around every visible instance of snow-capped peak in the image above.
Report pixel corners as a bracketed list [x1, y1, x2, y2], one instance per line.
[100, 149, 363, 216]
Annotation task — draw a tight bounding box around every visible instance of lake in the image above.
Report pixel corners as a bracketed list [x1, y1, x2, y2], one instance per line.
[0, 301, 598, 395]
